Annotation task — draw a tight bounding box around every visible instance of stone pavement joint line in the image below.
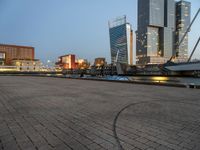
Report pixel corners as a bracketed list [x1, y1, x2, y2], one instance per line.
[0, 76, 200, 150]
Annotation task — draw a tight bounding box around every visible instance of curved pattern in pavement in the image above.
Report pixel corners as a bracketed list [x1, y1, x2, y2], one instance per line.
[113, 100, 200, 150]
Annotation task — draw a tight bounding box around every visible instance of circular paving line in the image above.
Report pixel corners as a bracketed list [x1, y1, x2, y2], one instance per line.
[113, 100, 200, 150]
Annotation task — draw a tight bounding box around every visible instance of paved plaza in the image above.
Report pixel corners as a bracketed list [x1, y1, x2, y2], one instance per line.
[0, 76, 200, 150]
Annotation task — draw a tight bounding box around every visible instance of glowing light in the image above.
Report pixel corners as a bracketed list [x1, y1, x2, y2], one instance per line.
[151, 76, 169, 83]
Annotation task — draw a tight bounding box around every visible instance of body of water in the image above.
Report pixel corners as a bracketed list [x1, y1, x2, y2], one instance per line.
[79, 75, 200, 86]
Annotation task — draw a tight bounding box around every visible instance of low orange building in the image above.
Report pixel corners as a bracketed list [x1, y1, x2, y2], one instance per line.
[56, 54, 78, 69]
[77, 59, 90, 69]
[94, 58, 107, 67]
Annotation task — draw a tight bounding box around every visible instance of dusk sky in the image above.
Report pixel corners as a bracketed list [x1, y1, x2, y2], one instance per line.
[0, 0, 199, 64]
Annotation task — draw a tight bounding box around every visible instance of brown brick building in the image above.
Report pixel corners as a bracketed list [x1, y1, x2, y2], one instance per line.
[0, 44, 34, 65]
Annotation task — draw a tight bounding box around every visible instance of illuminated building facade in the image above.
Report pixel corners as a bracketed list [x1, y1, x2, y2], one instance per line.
[57, 54, 78, 69]
[12, 59, 42, 71]
[175, 0, 191, 62]
[0, 44, 35, 65]
[109, 16, 133, 65]
[0, 52, 6, 65]
[94, 58, 107, 67]
[77, 59, 90, 69]
[136, 0, 176, 65]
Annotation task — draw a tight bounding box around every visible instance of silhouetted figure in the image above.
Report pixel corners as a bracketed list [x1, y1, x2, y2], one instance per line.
[80, 72, 84, 77]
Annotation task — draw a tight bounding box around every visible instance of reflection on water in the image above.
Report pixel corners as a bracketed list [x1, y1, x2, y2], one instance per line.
[128, 76, 200, 85]
[151, 76, 169, 83]
[48, 74, 200, 86]
[128, 76, 178, 83]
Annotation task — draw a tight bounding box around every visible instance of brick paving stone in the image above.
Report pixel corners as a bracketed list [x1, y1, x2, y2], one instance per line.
[0, 76, 200, 150]
[3, 144, 20, 150]
[86, 143, 103, 150]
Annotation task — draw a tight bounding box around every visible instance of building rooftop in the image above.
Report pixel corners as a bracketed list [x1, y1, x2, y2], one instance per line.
[59, 54, 75, 57]
[108, 15, 127, 28]
[0, 43, 34, 49]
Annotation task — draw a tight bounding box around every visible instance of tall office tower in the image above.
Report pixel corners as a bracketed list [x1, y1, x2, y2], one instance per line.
[136, 0, 175, 65]
[109, 16, 133, 65]
[175, 0, 191, 62]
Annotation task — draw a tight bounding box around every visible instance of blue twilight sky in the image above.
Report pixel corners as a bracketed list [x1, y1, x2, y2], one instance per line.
[0, 0, 200, 64]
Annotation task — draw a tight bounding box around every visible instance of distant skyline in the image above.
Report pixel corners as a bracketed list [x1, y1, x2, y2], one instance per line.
[0, 0, 199, 64]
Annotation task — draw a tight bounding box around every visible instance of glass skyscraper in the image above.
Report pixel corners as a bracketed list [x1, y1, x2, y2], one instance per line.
[136, 0, 176, 65]
[109, 16, 133, 65]
[175, 0, 191, 62]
